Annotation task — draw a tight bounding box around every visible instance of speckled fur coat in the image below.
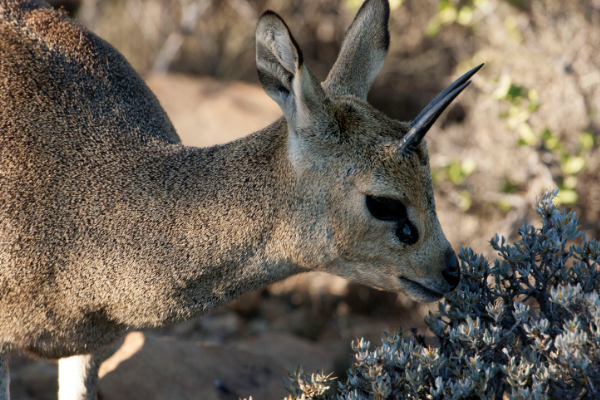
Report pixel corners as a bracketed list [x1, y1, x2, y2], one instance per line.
[0, 0, 301, 358]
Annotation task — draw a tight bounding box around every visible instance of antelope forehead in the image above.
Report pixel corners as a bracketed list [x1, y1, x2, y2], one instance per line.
[367, 159, 434, 205]
[332, 98, 404, 141]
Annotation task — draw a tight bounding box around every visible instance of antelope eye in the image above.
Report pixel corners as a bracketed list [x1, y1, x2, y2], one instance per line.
[365, 195, 408, 221]
[365, 195, 419, 245]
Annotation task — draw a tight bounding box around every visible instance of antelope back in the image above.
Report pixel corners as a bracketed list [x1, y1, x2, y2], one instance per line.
[0, 0, 179, 147]
[256, 0, 469, 301]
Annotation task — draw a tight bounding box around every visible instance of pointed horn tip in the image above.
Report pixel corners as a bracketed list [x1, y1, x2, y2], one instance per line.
[470, 63, 484, 76]
[467, 62, 485, 73]
[456, 63, 484, 82]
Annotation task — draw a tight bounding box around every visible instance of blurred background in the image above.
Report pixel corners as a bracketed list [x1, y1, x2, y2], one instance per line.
[10, 0, 600, 398]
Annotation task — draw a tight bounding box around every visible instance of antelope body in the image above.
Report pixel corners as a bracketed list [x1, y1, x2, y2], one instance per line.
[0, 0, 480, 398]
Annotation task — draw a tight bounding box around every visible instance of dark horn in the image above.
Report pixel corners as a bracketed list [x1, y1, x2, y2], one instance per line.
[413, 63, 483, 127]
[399, 80, 471, 154]
[399, 63, 483, 154]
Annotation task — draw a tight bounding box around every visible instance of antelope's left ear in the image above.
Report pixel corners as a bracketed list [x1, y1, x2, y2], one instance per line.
[322, 0, 390, 100]
[256, 11, 328, 132]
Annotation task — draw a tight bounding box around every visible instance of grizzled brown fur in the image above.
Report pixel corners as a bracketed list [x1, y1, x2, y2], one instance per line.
[1, 0, 461, 397]
[0, 0, 300, 358]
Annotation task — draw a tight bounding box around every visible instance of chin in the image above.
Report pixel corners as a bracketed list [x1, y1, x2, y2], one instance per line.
[399, 277, 446, 302]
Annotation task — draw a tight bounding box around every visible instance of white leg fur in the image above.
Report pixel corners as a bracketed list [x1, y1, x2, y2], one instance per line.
[58, 354, 102, 400]
[0, 351, 9, 400]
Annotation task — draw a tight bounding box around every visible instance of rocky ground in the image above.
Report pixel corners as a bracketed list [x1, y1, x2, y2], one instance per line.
[9, 289, 418, 399]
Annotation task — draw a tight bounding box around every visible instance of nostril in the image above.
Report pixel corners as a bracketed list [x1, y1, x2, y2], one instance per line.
[442, 248, 460, 289]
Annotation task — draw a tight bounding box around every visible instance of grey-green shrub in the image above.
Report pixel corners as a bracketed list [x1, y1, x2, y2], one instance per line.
[284, 189, 600, 399]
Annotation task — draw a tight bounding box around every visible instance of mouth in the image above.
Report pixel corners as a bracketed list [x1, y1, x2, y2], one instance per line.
[398, 277, 445, 302]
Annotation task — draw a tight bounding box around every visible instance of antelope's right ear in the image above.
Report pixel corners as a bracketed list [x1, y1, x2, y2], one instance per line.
[323, 0, 390, 100]
[256, 11, 327, 131]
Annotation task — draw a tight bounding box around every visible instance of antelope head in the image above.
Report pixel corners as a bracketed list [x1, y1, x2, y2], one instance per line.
[256, 0, 481, 301]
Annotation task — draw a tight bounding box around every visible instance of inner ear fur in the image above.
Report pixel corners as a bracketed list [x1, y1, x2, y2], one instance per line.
[255, 11, 327, 130]
[323, 0, 390, 100]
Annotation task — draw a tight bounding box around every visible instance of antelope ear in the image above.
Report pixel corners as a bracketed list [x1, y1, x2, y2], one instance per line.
[256, 11, 327, 131]
[323, 0, 390, 100]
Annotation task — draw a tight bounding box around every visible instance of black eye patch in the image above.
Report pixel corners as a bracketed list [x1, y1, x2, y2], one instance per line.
[365, 196, 407, 220]
[365, 195, 419, 245]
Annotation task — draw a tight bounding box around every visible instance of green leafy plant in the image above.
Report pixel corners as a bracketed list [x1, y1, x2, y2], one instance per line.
[284, 190, 600, 399]
[493, 73, 595, 205]
[425, 0, 488, 37]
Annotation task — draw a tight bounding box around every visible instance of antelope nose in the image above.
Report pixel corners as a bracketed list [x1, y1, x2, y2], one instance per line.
[442, 248, 460, 290]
